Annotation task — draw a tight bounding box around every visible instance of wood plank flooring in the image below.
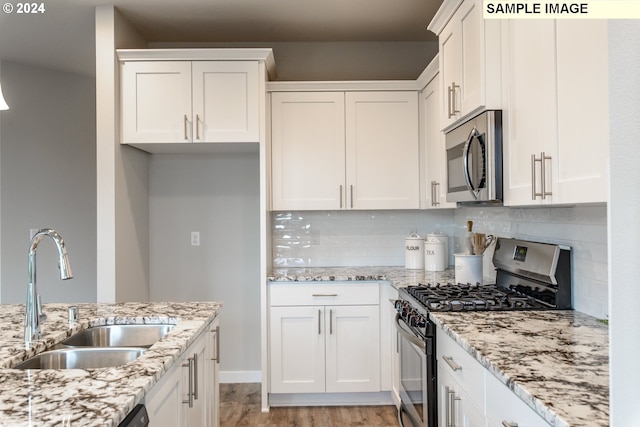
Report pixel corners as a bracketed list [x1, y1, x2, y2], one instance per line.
[219, 383, 400, 427]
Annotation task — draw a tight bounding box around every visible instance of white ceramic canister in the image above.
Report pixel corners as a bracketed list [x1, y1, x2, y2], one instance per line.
[404, 233, 425, 269]
[424, 240, 445, 271]
[454, 253, 483, 284]
[426, 233, 449, 267]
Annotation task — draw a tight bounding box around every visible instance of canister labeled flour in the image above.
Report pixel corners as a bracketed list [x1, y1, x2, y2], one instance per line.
[404, 233, 425, 269]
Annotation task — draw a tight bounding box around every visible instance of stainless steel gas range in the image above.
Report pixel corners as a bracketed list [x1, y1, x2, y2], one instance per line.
[393, 238, 572, 427]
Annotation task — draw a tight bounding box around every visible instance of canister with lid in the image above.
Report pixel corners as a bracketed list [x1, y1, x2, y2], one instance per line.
[404, 233, 425, 269]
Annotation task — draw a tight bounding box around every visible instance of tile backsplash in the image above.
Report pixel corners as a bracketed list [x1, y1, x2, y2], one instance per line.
[271, 205, 608, 319]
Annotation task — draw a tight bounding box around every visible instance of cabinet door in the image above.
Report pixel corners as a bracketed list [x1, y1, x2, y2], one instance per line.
[208, 322, 220, 427]
[554, 20, 609, 204]
[420, 76, 455, 209]
[439, 15, 463, 128]
[146, 363, 184, 427]
[121, 61, 193, 144]
[502, 20, 558, 206]
[271, 92, 346, 210]
[192, 61, 260, 143]
[269, 306, 326, 393]
[486, 372, 550, 427]
[345, 91, 420, 210]
[438, 364, 484, 427]
[325, 305, 381, 393]
[183, 332, 208, 427]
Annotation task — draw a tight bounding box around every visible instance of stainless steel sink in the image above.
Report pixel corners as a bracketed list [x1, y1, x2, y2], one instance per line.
[60, 324, 174, 348]
[13, 347, 146, 369]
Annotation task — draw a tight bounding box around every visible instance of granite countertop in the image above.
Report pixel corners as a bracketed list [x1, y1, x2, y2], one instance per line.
[0, 301, 221, 426]
[267, 266, 609, 427]
[430, 310, 609, 427]
[268, 265, 456, 288]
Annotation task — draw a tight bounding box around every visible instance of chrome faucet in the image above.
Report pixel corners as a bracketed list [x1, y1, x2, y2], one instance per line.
[25, 228, 73, 346]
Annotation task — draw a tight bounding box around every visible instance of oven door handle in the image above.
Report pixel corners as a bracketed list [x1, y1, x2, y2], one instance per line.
[394, 313, 426, 350]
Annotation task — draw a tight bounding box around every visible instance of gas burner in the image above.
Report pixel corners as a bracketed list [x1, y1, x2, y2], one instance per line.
[405, 283, 546, 312]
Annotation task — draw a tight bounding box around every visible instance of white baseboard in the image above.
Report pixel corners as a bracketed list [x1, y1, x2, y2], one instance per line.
[220, 370, 262, 383]
[269, 391, 394, 407]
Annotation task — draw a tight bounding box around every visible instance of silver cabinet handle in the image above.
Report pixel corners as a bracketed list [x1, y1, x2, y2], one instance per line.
[195, 114, 201, 140]
[541, 151, 552, 199]
[502, 422, 519, 427]
[452, 394, 461, 427]
[182, 356, 194, 408]
[447, 85, 454, 118]
[531, 153, 537, 200]
[312, 293, 338, 297]
[432, 181, 440, 206]
[318, 309, 322, 335]
[329, 309, 333, 334]
[339, 185, 343, 209]
[448, 82, 460, 118]
[193, 352, 199, 400]
[532, 152, 553, 200]
[184, 114, 189, 141]
[442, 355, 462, 371]
[446, 387, 456, 427]
[211, 325, 220, 363]
[350, 185, 354, 209]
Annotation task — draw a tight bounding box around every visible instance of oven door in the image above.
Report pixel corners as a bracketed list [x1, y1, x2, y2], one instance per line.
[395, 313, 431, 427]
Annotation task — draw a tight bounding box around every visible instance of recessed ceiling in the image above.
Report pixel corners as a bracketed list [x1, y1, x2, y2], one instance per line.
[0, 0, 441, 77]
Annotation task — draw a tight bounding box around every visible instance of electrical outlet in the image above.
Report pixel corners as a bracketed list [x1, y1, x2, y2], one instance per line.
[191, 231, 200, 246]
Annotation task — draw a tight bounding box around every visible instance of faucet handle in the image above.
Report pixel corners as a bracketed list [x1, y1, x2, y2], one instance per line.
[68, 306, 79, 324]
[36, 295, 47, 322]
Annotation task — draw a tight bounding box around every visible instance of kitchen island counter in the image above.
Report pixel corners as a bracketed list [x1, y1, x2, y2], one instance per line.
[0, 301, 221, 426]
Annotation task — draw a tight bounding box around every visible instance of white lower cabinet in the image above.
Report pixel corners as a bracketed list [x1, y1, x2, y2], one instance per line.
[269, 283, 381, 395]
[145, 319, 219, 427]
[485, 373, 550, 427]
[437, 325, 550, 427]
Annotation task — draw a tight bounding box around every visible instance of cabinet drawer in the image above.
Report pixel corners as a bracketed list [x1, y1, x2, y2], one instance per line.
[436, 329, 485, 410]
[269, 283, 380, 306]
[486, 373, 550, 427]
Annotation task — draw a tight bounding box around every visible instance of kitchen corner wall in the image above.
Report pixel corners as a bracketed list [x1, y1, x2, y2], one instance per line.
[271, 205, 608, 319]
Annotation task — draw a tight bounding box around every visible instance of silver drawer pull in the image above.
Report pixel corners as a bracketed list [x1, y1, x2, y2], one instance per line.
[443, 355, 462, 371]
[502, 422, 519, 427]
[312, 293, 338, 297]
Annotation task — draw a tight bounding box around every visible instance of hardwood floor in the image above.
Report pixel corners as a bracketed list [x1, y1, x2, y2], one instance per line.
[219, 383, 400, 427]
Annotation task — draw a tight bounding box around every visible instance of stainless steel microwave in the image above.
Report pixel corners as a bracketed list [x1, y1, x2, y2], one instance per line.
[445, 110, 503, 204]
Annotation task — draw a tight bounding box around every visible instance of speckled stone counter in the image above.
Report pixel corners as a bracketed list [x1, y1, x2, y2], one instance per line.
[267, 266, 609, 427]
[268, 265, 455, 288]
[430, 310, 609, 427]
[0, 301, 221, 426]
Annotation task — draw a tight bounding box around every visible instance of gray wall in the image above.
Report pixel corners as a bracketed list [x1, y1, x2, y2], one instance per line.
[151, 41, 438, 81]
[0, 61, 97, 303]
[149, 152, 261, 381]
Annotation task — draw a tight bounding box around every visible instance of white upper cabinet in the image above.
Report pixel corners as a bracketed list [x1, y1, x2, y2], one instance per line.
[270, 92, 346, 210]
[419, 60, 456, 209]
[345, 91, 419, 210]
[270, 89, 419, 211]
[502, 20, 609, 206]
[192, 61, 260, 143]
[122, 61, 259, 145]
[121, 61, 193, 144]
[430, 0, 501, 131]
[118, 49, 275, 152]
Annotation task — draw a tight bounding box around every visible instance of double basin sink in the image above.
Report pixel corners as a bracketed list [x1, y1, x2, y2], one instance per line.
[15, 324, 174, 370]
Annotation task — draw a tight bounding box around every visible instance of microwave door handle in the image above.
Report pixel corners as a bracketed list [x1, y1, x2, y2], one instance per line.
[463, 128, 480, 199]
